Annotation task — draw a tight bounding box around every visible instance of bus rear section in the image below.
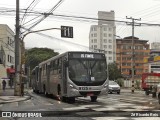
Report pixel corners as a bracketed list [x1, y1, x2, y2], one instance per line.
[141, 72, 160, 95]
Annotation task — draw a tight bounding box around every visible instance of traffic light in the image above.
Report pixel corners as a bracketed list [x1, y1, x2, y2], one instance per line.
[61, 26, 73, 38]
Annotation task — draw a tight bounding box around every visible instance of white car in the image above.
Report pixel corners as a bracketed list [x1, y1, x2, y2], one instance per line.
[109, 81, 121, 94]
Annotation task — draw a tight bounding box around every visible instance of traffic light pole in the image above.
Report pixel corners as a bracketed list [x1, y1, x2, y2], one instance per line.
[20, 27, 63, 93]
[15, 0, 21, 96]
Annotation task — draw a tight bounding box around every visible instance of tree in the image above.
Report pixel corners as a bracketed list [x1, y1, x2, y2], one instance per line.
[25, 47, 59, 70]
[108, 62, 122, 80]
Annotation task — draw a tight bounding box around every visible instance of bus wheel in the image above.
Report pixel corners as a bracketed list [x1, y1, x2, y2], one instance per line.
[68, 97, 75, 103]
[43, 86, 48, 97]
[90, 96, 97, 102]
[57, 85, 63, 101]
[33, 89, 35, 93]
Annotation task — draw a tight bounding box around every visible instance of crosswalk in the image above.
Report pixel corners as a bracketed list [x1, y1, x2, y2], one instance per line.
[0, 92, 160, 120]
[0, 95, 159, 109]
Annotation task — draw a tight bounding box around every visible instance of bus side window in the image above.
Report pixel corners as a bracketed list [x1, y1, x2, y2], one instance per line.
[50, 61, 54, 74]
[58, 58, 62, 74]
[53, 60, 58, 74]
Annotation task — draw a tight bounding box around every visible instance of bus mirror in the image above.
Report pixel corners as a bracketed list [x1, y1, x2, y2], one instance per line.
[64, 60, 69, 67]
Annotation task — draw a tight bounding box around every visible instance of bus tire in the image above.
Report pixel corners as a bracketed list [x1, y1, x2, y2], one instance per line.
[90, 96, 97, 102]
[33, 89, 35, 93]
[43, 85, 48, 97]
[57, 85, 64, 101]
[67, 97, 75, 103]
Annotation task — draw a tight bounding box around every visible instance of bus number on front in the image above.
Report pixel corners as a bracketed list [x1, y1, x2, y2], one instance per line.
[79, 87, 91, 90]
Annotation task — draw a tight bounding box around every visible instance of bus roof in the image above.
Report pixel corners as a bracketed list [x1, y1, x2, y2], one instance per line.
[38, 51, 105, 67]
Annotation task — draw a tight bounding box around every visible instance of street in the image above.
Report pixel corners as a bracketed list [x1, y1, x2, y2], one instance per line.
[0, 89, 160, 120]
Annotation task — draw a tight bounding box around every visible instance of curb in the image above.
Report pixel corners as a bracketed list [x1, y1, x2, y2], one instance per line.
[0, 91, 32, 104]
[0, 96, 31, 104]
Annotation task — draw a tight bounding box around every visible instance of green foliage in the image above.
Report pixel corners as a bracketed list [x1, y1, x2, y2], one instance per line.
[108, 62, 122, 80]
[116, 78, 124, 87]
[25, 47, 59, 70]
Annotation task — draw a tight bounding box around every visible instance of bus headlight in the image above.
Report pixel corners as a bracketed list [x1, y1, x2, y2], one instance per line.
[104, 84, 108, 87]
[69, 84, 74, 88]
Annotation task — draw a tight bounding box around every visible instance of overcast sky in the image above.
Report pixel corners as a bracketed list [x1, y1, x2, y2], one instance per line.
[0, 0, 160, 53]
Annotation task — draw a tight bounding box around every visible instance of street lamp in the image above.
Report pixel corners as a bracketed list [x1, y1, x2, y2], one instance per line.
[20, 27, 63, 95]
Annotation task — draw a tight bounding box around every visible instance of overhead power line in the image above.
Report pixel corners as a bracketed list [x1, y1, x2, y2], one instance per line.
[27, 0, 64, 31]
[21, 0, 41, 25]
[50, 13, 160, 26]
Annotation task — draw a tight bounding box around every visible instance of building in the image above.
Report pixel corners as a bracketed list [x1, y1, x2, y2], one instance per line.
[0, 24, 15, 87]
[151, 42, 160, 50]
[116, 36, 150, 79]
[89, 11, 116, 64]
[146, 42, 160, 73]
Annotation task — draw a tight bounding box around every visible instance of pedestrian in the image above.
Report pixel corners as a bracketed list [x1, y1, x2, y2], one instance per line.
[21, 82, 24, 96]
[2, 80, 6, 91]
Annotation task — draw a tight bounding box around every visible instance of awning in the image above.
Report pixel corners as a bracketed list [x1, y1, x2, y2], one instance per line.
[6, 68, 15, 74]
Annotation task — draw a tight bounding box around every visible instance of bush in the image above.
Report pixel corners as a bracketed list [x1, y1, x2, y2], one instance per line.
[116, 79, 124, 87]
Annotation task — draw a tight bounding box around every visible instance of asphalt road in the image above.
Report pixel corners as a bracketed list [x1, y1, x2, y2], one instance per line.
[0, 89, 160, 120]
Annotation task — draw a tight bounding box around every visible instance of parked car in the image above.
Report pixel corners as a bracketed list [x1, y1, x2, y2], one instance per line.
[109, 81, 120, 94]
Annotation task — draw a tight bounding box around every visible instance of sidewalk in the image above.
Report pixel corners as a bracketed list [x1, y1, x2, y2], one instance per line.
[0, 88, 31, 104]
[121, 88, 144, 94]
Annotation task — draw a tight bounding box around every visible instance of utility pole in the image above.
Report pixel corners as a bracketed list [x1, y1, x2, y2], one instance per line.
[126, 16, 141, 93]
[15, 0, 21, 95]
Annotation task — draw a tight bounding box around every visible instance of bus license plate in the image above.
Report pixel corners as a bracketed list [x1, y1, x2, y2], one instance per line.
[87, 93, 94, 96]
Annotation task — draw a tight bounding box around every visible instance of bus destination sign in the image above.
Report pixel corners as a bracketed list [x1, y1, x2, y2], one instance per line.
[81, 54, 94, 58]
[69, 52, 105, 59]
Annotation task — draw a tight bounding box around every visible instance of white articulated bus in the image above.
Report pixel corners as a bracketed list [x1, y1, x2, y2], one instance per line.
[31, 51, 108, 103]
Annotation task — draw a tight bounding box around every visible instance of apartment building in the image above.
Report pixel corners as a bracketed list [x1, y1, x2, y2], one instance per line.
[89, 11, 116, 64]
[147, 42, 160, 73]
[116, 36, 150, 79]
[0, 24, 15, 86]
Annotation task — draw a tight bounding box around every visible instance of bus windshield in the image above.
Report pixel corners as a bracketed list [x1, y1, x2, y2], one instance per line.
[68, 59, 107, 86]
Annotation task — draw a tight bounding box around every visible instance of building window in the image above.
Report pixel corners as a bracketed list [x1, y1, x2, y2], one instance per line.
[94, 39, 97, 43]
[109, 51, 112, 54]
[91, 45, 94, 48]
[104, 45, 107, 48]
[103, 39, 107, 43]
[108, 34, 112, 37]
[104, 27, 107, 31]
[94, 33, 97, 37]
[109, 57, 112, 60]
[109, 39, 112, 43]
[117, 57, 120, 60]
[109, 28, 112, 31]
[109, 45, 112, 49]
[94, 27, 97, 31]
[94, 45, 97, 48]
[104, 33, 107, 37]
